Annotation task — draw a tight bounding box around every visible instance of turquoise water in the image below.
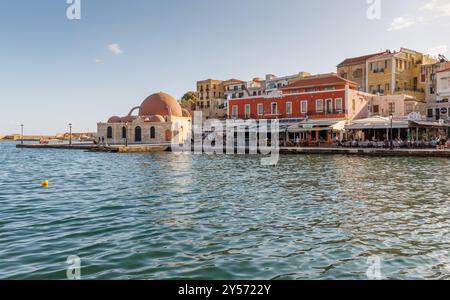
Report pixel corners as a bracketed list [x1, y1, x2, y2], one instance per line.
[1, 141, 450, 280]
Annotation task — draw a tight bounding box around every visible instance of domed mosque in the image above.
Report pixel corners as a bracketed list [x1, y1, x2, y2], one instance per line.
[98, 92, 192, 145]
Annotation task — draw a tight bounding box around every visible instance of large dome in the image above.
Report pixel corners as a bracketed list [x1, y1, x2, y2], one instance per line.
[139, 92, 183, 118]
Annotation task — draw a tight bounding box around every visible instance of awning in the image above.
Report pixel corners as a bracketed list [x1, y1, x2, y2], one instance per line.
[409, 120, 450, 128]
[345, 123, 409, 130]
[288, 127, 333, 133]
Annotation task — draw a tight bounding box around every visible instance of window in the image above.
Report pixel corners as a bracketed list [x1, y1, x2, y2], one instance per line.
[388, 103, 395, 114]
[385, 83, 390, 92]
[377, 84, 382, 93]
[245, 104, 251, 118]
[301, 101, 308, 114]
[325, 99, 333, 113]
[316, 99, 323, 112]
[150, 127, 156, 139]
[135, 126, 142, 142]
[271, 103, 278, 115]
[370, 63, 374, 72]
[370, 85, 375, 94]
[385, 60, 389, 69]
[107, 127, 113, 139]
[427, 109, 433, 118]
[286, 102, 292, 115]
[232, 105, 238, 118]
[238, 92, 244, 98]
[257, 103, 264, 116]
[122, 127, 126, 139]
[335, 98, 343, 112]
[373, 105, 380, 114]
[405, 104, 414, 114]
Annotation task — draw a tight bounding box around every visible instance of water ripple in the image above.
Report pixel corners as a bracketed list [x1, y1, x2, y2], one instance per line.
[0, 142, 450, 279]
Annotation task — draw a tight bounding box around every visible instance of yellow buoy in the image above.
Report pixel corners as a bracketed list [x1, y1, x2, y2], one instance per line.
[41, 180, 49, 187]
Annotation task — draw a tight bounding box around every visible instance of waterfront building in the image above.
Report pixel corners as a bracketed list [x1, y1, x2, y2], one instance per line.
[366, 48, 437, 100]
[345, 116, 449, 142]
[369, 95, 426, 118]
[264, 72, 312, 95]
[227, 73, 373, 143]
[337, 51, 386, 92]
[97, 92, 192, 145]
[224, 78, 265, 101]
[421, 61, 450, 120]
[432, 68, 450, 120]
[196, 79, 246, 119]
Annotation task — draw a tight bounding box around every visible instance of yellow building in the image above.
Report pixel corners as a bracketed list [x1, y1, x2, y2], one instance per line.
[337, 52, 385, 92]
[196, 79, 245, 119]
[366, 48, 437, 101]
[196, 79, 224, 109]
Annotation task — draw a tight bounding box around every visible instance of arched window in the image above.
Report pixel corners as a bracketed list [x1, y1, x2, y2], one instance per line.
[150, 127, 156, 139]
[122, 127, 127, 139]
[165, 129, 172, 142]
[135, 126, 142, 142]
[107, 127, 113, 139]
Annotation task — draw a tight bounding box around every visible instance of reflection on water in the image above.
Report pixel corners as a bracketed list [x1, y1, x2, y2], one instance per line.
[0, 141, 449, 279]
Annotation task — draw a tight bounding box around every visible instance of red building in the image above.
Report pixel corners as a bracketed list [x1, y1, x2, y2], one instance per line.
[228, 74, 362, 120]
[227, 74, 372, 144]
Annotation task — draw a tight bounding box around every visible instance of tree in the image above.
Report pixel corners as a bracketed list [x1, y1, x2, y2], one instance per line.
[180, 91, 197, 105]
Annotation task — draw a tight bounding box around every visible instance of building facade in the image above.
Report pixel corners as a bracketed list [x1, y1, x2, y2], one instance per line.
[265, 72, 312, 95]
[224, 78, 265, 101]
[369, 95, 426, 119]
[366, 48, 437, 100]
[97, 92, 192, 145]
[429, 68, 450, 120]
[337, 52, 385, 92]
[227, 74, 374, 143]
[421, 61, 450, 120]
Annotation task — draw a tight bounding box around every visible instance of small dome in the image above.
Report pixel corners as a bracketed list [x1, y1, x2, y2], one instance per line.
[145, 115, 166, 123]
[120, 116, 136, 123]
[139, 92, 182, 117]
[108, 116, 122, 123]
[182, 109, 191, 118]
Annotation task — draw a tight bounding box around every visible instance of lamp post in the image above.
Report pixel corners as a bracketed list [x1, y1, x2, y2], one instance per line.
[389, 114, 394, 150]
[20, 124, 24, 145]
[69, 123, 72, 145]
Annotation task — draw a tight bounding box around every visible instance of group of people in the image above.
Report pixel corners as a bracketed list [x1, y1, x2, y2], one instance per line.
[336, 137, 450, 149]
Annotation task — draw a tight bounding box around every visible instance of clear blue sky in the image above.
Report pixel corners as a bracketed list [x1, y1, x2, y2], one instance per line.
[0, 0, 449, 134]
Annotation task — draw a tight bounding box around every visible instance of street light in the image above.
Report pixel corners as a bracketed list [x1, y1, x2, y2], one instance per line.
[389, 114, 394, 150]
[20, 124, 24, 145]
[69, 123, 72, 145]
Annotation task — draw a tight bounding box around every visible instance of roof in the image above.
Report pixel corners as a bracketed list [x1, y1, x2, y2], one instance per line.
[346, 117, 409, 130]
[437, 67, 450, 73]
[337, 52, 386, 67]
[223, 78, 245, 85]
[282, 74, 357, 90]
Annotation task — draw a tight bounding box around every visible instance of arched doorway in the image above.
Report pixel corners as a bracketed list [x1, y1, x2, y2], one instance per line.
[135, 126, 142, 142]
[150, 127, 156, 139]
[122, 127, 127, 139]
[107, 127, 113, 139]
[165, 129, 172, 142]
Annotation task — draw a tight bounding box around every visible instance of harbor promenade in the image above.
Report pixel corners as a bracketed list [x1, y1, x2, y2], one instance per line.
[15, 143, 450, 157]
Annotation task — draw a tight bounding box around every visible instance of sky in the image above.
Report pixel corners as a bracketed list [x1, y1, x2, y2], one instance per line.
[0, 0, 449, 135]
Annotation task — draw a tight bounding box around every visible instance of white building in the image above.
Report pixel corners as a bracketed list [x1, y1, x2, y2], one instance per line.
[97, 92, 192, 145]
[433, 68, 450, 120]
